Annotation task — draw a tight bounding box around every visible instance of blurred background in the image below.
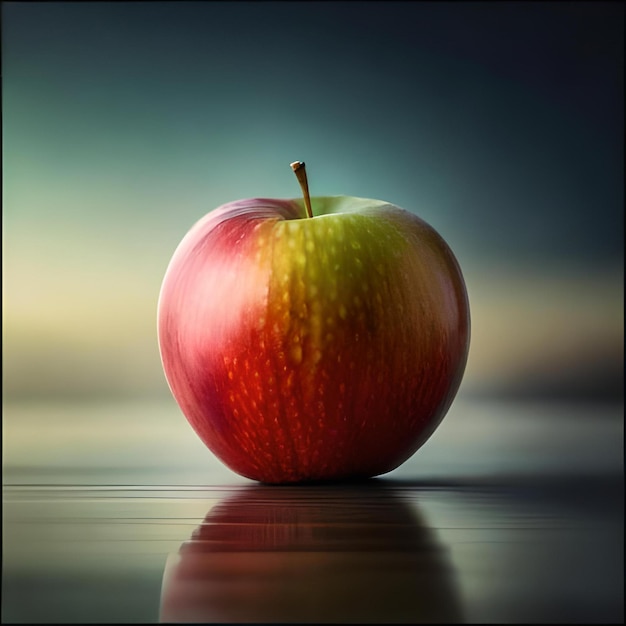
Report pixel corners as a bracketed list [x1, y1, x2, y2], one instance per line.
[2, 1, 623, 484]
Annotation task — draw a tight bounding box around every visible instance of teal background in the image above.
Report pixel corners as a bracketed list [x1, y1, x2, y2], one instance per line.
[3, 1, 623, 405]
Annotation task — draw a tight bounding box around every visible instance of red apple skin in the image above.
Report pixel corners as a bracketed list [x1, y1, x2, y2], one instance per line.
[157, 196, 470, 483]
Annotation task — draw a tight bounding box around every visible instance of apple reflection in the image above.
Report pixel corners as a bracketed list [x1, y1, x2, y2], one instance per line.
[159, 482, 464, 623]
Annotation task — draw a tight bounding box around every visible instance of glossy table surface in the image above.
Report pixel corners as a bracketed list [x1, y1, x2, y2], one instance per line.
[2, 397, 623, 623]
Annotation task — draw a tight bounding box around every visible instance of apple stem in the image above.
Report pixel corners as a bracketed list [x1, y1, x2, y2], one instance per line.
[290, 161, 313, 218]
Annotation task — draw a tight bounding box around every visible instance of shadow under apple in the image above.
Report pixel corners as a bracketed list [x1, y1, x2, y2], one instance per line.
[159, 481, 464, 623]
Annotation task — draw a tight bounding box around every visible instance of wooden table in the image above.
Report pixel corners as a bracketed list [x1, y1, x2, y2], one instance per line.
[2, 397, 623, 623]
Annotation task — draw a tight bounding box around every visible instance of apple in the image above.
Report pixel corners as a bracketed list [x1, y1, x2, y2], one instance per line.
[157, 162, 470, 483]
